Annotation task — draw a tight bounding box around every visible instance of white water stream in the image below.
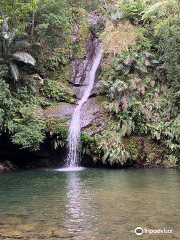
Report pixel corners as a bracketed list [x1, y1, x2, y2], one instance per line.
[67, 45, 102, 168]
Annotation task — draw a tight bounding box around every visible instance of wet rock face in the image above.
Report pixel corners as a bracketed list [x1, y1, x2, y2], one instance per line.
[89, 13, 106, 37]
[71, 33, 99, 100]
[44, 98, 105, 136]
[44, 31, 105, 136]
[52, 230, 74, 238]
[81, 98, 105, 136]
[44, 104, 75, 122]
[89, 13, 99, 26]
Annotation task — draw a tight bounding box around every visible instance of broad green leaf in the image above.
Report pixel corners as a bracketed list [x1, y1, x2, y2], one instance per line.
[13, 52, 36, 65]
[142, 2, 167, 20]
[9, 62, 19, 81]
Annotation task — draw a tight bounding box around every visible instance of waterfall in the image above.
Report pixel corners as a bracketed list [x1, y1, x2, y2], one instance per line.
[67, 41, 102, 168]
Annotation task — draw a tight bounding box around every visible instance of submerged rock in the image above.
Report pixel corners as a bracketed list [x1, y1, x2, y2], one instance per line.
[38, 229, 53, 237]
[173, 232, 180, 239]
[17, 223, 36, 231]
[0, 229, 25, 239]
[3, 217, 22, 224]
[52, 229, 74, 238]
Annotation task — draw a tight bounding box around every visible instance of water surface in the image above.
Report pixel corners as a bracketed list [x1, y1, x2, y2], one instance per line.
[0, 168, 180, 239]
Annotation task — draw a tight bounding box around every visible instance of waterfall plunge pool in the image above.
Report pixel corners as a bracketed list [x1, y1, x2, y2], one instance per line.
[0, 168, 180, 239]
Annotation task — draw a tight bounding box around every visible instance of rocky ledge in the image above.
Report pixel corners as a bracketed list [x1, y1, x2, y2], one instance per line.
[0, 160, 17, 172]
[44, 97, 106, 136]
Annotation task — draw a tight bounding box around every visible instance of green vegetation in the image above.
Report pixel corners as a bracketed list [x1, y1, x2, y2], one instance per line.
[94, 0, 180, 166]
[0, 78, 45, 151]
[41, 80, 75, 104]
[46, 117, 68, 149]
[0, 0, 179, 168]
[0, 0, 93, 151]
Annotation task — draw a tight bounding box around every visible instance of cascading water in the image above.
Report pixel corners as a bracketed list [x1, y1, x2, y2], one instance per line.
[67, 40, 102, 168]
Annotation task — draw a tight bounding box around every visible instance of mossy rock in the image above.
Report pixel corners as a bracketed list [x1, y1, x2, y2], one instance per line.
[44, 103, 74, 122]
[71, 8, 89, 58]
[41, 80, 75, 104]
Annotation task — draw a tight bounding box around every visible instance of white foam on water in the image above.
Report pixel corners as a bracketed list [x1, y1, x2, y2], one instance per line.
[56, 167, 85, 172]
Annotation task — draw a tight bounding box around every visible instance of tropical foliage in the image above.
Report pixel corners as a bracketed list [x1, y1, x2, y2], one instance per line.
[0, 0, 179, 167]
[95, 0, 180, 166]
